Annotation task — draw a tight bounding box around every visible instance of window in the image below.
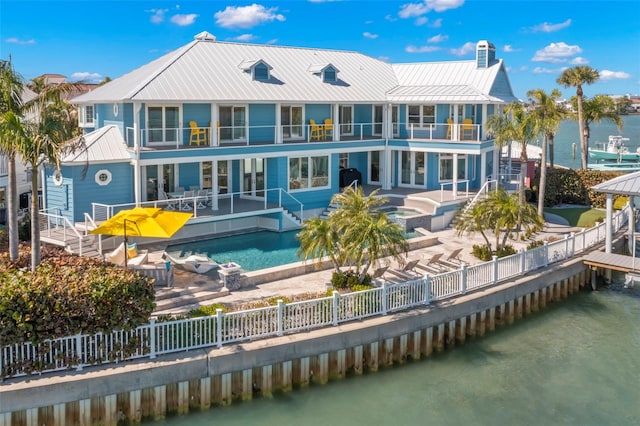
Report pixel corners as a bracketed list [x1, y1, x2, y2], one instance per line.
[281, 105, 303, 139]
[339, 152, 349, 169]
[219, 106, 246, 141]
[373, 105, 383, 135]
[148, 106, 179, 143]
[79, 105, 94, 127]
[339, 105, 353, 135]
[253, 63, 270, 81]
[94, 169, 112, 186]
[323, 67, 337, 82]
[289, 155, 329, 190]
[408, 105, 435, 127]
[439, 154, 467, 181]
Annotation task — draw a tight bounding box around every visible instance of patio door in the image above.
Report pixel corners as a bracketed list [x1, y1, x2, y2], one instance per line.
[241, 158, 265, 200]
[399, 151, 425, 187]
[369, 151, 381, 184]
[339, 105, 353, 136]
[219, 106, 246, 142]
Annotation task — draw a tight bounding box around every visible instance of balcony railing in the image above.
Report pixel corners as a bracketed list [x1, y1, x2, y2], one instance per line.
[123, 121, 485, 149]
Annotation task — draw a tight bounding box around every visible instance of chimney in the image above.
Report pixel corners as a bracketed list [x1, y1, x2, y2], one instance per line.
[476, 40, 496, 68]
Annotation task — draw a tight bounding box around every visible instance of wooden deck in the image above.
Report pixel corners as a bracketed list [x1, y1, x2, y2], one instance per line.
[582, 252, 640, 273]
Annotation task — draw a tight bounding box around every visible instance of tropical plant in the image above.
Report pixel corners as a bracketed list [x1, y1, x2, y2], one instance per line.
[0, 59, 24, 261]
[486, 102, 537, 210]
[297, 187, 408, 282]
[527, 88, 566, 215]
[453, 187, 543, 254]
[556, 65, 600, 169]
[573, 94, 623, 153]
[8, 80, 83, 270]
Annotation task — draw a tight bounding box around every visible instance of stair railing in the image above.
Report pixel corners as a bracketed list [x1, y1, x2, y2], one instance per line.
[462, 179, 498, 214]
[39, 209, 86, 256]
[83, 212, 102, 255]
[277, 188, 304, 222]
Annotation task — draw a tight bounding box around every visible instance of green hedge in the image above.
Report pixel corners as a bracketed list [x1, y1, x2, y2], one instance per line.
[0, 245, 155, 346]
[533, 168, 625, 208]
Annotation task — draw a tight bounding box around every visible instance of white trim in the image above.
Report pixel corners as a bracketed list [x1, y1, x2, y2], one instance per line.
[52, 171, 64, 186]
[94, 169, 112, 186]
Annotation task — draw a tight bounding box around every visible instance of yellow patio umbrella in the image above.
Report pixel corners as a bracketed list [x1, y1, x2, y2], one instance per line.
[89, 207, 192, 266]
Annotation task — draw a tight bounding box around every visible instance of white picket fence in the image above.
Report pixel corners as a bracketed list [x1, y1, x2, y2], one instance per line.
[0, 209, 626, 379]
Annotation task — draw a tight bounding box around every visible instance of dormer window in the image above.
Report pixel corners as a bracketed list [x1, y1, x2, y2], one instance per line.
[78, 105, 94, 127]
[308, 63, 339, 83]
[239, 59, 272, 81]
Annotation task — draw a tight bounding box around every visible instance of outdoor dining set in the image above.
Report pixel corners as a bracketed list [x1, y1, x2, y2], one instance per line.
[161, 187, 211, 211]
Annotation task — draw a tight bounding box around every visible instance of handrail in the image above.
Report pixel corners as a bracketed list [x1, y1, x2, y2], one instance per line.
[462, 179, 498, 213]
[440, 179, 470, 201]
[3, 206, 628, 379]
[39, 210, 86, 256]
[83, 212, 102, 254]
[277, 188, 304, 222]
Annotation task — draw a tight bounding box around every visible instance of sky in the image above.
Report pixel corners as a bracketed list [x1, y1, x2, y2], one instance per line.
[1, 0, 639, 100]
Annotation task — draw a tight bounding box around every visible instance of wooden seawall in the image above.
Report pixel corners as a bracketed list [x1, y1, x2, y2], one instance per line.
[0, 258, 589, 425]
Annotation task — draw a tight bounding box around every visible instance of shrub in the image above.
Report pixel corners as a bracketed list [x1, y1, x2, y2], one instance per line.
[331, 270, 372, 289]
[527, 240, 544, 250]
[189, 303, 227, 317]
[0, 246, 155, 346]
[472, 244, 493, 261]
[496, 244, 517, 258]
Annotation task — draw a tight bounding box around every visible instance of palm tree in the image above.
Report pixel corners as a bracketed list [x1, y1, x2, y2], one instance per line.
[574, 95, 623, 152]
[0, 59, 25, 261]
[297, 217, 343, 272]
[557, 66, 600, 169]
[527, 88, 565, 216]
[486, 102, 536, 208]
[13, 81, 82, 270]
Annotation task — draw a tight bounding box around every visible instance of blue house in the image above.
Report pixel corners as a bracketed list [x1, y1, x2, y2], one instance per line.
[51, 33, 517, 237]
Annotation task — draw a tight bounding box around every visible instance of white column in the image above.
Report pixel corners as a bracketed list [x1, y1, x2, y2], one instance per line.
[333, 104, 340, 141]
[480, 151, 487, 185]
[211, 103, 219, 147]
[383, 148, 393, 190]
[133, 103, 142, 206]
[275, 103, 282, 144]
[481, 104, 488, 140]
[606, 193, 613, 253]
[212, 159, 219, 211]
[626, 195, 634, 254]
[452, 153, 458, 199]
[452, 105, 459, 140]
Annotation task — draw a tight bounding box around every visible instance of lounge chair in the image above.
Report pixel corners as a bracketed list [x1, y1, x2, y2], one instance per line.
[105, 242, 149, 267]
[371, 266, 389, 286]
[437, 247, 464, 269]
[387, 259, 422, 281]
[163, 252, 218, 274]
[415, 253, 445, 274]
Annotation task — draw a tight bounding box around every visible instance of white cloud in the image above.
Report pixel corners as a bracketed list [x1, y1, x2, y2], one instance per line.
[265, 38, 278, 45]
[399, 2, 429, 18]
[430, 18, 442, 28]
[215, 4, 285, 29]
[519, 65, 528, 72]
[378, 56, 391, 62]
[570, 56, 589, 65]
[363, 32, 378, 39]
[427, 34, 448, 43]
[70, 72, 103, 83]
[532, 67, 561, 74]
[450, 41, 475, 56]
[148, 8, 168, 24]
[385, 14, 398, 22]
[232, 34, 256, 42]
[427, 0, 465, 12]
[170, 14, 198, 26]
[532, 42, 582, 63]
[600, 70, 631, 80]
[415, 16, 428, 26]
[5, 37, 35, 45]
[405, 44, 441, 53]
[531, 18, 571, 33]
[503, 44, 520, 53]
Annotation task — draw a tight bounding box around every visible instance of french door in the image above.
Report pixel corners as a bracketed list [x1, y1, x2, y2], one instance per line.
[241, 158, 265, 200]
[399, 151, 425, 187]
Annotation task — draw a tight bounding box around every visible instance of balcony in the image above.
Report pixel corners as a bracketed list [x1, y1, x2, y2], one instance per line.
[124, 121, 484, 150]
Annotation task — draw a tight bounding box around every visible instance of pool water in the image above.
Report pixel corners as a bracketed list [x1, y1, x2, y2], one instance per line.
[167, 229, 420, 272]
[380, 206, 424, 219]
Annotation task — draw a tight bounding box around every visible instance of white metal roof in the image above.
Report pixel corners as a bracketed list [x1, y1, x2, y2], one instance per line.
[72, 35, 516, 106]
[60, 125, 131, 164]
[501, 141, 541, 161]
[592, 171, 640, 195]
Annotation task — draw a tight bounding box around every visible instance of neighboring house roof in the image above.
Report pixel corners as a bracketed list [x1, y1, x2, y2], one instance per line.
[391, 61, 518, 104]
[592, 171, 640, 196]
[60, 125, 131, 165]
[21, 87, 38, 104]
[72, 33, 516, 105]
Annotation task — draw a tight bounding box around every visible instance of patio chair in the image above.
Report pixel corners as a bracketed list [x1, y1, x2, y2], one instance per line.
[196, 189, 209, 209]
[416, 253, 445, 274]
[462, 118, 474, 140]
[181, 190, 195, 211]
[446, 118, 453, 139]
[436, 247, 464, 269]
[309, 119, 324, 141]
[189, 121, 207, 146]
[387, 259, 422, 281]
[105, 242, 149, 267]
[323, 118, 333, 139]
[159, 190, 177, 210]
[371, 265, 389, 286]
[163, 252, 219, 274]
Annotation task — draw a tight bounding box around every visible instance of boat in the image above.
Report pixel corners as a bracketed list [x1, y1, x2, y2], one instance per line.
[587, 162, 640, 172]
[588, 135, 639, 162]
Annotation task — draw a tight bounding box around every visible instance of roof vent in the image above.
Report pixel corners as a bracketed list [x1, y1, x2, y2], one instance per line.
[194, 31, 216, 42]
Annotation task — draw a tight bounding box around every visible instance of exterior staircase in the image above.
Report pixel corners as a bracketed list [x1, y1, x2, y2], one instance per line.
[320, 203, 338, 219]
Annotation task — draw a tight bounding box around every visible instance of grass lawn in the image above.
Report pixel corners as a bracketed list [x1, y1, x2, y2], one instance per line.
[544, 207, 606, 227]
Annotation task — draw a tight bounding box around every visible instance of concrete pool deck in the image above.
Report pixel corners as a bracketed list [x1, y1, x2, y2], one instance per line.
[149, 215, 579, 316]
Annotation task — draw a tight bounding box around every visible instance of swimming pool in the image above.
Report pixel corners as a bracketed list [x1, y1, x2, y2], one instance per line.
[166, 229, 420, 272]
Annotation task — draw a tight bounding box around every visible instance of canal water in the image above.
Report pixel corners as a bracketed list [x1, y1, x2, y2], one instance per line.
[158, 278, 640, 425]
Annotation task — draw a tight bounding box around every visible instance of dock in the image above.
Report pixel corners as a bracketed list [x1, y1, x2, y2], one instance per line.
[582, 252, 640, 273]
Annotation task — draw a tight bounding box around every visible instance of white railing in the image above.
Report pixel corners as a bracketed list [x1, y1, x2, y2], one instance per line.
[404, 122, 482, 142]
[440, 180, 470, 201]
[462, 179, 498, 213]
[39, 209, 86, 256]
[1, 208, 628, 379]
